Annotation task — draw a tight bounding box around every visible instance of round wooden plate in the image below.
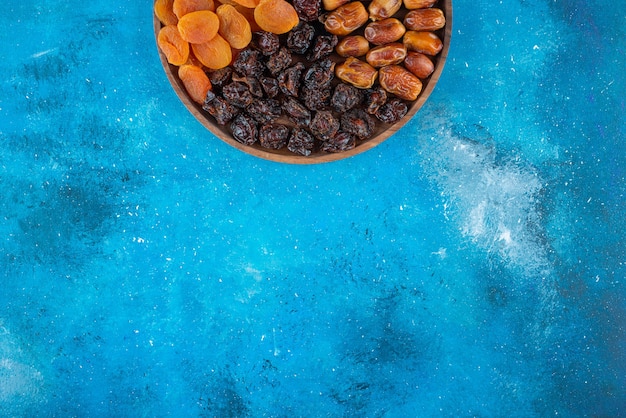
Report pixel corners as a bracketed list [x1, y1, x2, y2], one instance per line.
[154, 0, 452, 164]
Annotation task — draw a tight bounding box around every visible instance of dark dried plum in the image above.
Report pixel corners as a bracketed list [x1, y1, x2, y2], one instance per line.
[259, 123, 290, 149]
[230, 113, 258, 145]
[287, 22, 315, 54]
[331, 83, 363, 113]
[232, 74, 264, 98]
[375, 98, 408, 124]
[321, 131, 356, 152]
[253, 31, 280, 56]
[341, 108, 375, 140]
[233, 48, 265, 78]
[364, 87, 388, 115]
[278, 62, 305, 97]
[208, 67, 233, 90]
[288, 127, 317, 156]
[292, 0, 321, 21]
[266, 47, 293, 76]
[310, 110, 339, 140]
[246, 99, 282, 124]
[301, 85, 331, 111]
[203, 96, 239, 125]
[303, 58, 335, 88]
[307, 35, 338, 61]
[260, 77, 280, 98]
[282, 97, 311, 126]
[222, 81, 254, 108]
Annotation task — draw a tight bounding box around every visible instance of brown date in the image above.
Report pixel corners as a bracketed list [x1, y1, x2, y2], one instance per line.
[378, 65, 423, 101]
[335, 57, 378, 89]
[404, 51, 434, 79]
[403, 0, 436, 9]
[336, 35, 370, 57]
[403, 30, 443, 56]
[404, 8, 446, 31]
[368, 0, 402, 21]
[322, 2, 369, 36]
[366, 43, 407, 67]
[363, 18, 406, 46]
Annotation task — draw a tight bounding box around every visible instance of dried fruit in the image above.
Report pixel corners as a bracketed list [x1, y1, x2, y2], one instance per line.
[192, 34, 233, 69]
[155, 0, 179, 25]
[403, 0, 436, 9]
[259, 123, 290, 149]
[335, 57, 378, 89]
[322, 2, 369, 36]
[293, 0, 322, 21]
[177, 10, 219, 44]
[365, 43, 407, 67]
[363, 18, 406, 46]
[203, 92, 240, 124]
[336, 35, 370, 57]
[157, 25, 190, 66]
[230, 113, 258, 145]
[307, 35, 339, 61]
[266, 47, 293, 75]
[173, 0, 215, 18]
[378, 65, 423, 101]
[404, 8, 446, 31]
[277, 62, 305, 96]
[321, 131, 355, 152]
[216, 4, 252, 49]
[178, 64, 212, 104]
[301, 85, 332, 110]
[287, 22, 315, 54]
[303, 58, 335, 88]
[208, 67, 233, 89]
[403, 30, 443, 56]
[232, 48, 265, 77]
[288, 128, 316, 156]
[253, 31, 281, 55]
[375, 97, 407, 123]
[368, 0, 402, 21]
[322, 0, 350, 11]
[363, 87, 387, 114]
[404, 51, 434, 79]
[341, 108, 375, 139]
[254, 0, 299, 34]
[230, 0, 261, 8]
[282, 97, 311, 126]
[310, 110, 340, 140]
[331, 83, 363, 112]
[247, 98, 282, 123]
[260, 76, 280, 98]
[222, 81, 254, 107]
[234, 5, 262, 32]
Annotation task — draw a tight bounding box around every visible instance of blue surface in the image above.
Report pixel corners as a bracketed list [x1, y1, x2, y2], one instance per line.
[1, 0, 624, 416]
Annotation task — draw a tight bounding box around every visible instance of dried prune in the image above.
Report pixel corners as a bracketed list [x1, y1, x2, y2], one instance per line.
[232, 74, 264, 97]
[230, 113, 258, 145]
[259, 123, 290, 149]
[363, 87, 387, 114]
[307, 35, 338, 61]
[301, 84, 331, 110]
[303, 58, 335, 88]
[266, 47, 293, 76]
[331, 83, 363, 113]
[278, 62, 305, 97]
[310, 110, 340, 140]
[222, 81, 254, 108]
[246, 98, 282, 123]
[321, 131, 356, 152]
[208, 67, 233, 89]
[288, 127, 317, 156]
[341, 108, 375, 139]
[260, 76, 280, 98]
[203, 94, 239, 125]
[287, 22, 315, 54]
[375, 98, 407, 123]
[292, 0, 321, 21]
[253, 31, 280, 55]
[232, 48, 265, 77]
[282, 97, 311, 126]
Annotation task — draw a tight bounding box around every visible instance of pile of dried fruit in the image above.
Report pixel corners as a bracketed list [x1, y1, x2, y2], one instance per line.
[155, 0, 446, 155]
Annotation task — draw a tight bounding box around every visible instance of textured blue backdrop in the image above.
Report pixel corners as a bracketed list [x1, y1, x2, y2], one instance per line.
[1, 0, 624, 416]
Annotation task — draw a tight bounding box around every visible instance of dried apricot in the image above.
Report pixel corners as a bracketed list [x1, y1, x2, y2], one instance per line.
[216, 4, 252, 49]
[155, 0, 179, 26]
[157, 25, 190, 65]
[191, 34, 233, 69]
[254, 0, 299, 34]
[233, 5, 262, 32]
[173, 0, 215, 18]
[178, 64, 212, 103]
[231, 0, 261, 8]
[177, 10, 220, 44]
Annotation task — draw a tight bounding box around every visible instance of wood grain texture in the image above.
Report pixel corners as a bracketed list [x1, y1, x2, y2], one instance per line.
[154, 0, 452, 164]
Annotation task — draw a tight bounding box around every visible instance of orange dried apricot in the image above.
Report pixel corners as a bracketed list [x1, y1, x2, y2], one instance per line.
[173, 0, 215, 18]
[233, 5, 262, 32]
[155, 0, 179, 26]
[191, 34, 233, 69]
[254, 0, 299, 34]
[177, 10, 220, 44]
[178, 64, 212, 104]
[231, 0, 261, 8]
[157, 25, 190, 65]
[216, 4, 252, 49]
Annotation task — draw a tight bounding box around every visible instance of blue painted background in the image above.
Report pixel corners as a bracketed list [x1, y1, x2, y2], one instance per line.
[1, 0, 624, 416]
